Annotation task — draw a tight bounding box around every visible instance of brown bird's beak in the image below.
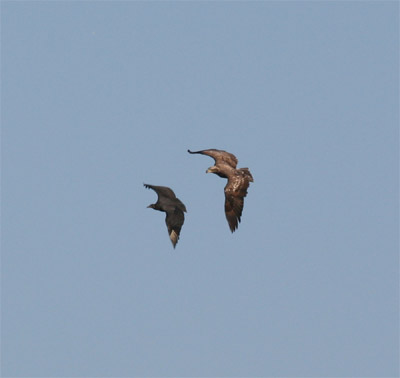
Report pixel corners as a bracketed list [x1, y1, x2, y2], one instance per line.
[206, 168, 212, 173]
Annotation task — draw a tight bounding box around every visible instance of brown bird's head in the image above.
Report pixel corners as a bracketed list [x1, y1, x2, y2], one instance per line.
[147, 203, 156, 209]
[206, 166, 219, 174]
[206, 165, 229, 179]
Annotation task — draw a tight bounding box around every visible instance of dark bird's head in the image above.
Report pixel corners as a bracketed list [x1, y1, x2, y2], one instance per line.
[147, 203, 156, 210]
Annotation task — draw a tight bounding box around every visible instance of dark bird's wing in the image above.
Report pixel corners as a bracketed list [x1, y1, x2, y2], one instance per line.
[224, 169, 253, 232]
[188, 149, 238, 168]
[144, 183, 177, 201]
[165, 208, 185, 248]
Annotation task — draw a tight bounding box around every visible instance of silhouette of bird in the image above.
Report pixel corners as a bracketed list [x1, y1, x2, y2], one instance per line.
[188, 148, 253, 232]
[144, 184, 187, 248]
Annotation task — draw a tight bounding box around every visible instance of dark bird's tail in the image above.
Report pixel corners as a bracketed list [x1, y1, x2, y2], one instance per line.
[169, 230, 179, 248]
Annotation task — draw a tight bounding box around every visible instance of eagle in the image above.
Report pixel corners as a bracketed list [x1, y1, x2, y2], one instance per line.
[144, 184, 187, 248]
[187, 148, 253, 232]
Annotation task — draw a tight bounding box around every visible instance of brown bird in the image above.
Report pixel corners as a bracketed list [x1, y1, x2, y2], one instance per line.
[144, 184, 187, 248]
[188, 149, 253, 232]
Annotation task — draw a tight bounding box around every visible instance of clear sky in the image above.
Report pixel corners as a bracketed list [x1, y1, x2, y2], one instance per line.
[1, 1, 398, 377]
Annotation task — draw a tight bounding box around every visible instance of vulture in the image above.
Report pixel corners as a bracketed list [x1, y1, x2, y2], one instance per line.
[144, 184, 187, 248]
[188, 148, 253, 233]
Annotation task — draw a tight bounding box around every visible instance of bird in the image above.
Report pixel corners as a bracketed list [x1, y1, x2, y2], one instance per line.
[144, 184, 187, 248]
[187, 148, 253, 233]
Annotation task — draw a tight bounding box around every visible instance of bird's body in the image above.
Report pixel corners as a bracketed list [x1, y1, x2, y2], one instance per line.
[144, 184, 186, 248]
[188, 148, 253, 232]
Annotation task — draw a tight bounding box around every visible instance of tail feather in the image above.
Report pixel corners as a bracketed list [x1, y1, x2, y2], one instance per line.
[169, 230, 179, 248]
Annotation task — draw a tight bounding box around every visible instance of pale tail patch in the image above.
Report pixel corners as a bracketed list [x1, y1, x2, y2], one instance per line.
[169, 230, 179, 248]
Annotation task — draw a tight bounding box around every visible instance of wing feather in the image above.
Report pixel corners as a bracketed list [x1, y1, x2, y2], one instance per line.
[144, 184, 177, 201]
[188, 149, 238, 168]
[224, 171, 252, 232]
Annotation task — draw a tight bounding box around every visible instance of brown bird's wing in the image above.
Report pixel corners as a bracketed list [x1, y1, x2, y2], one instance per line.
[165, 208, 185, 248]
[187, 149, 238, 168]
[224, 170, 253, 232]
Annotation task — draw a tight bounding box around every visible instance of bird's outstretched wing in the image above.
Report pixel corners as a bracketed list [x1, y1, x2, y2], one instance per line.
[188, 149, 238, 169]
[144, 183, 187, 213]
[224, 170, 253, 232]
[144, 183, 177, 201]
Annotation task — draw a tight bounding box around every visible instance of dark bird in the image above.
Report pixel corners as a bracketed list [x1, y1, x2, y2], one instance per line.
[144, 184, 187, 248]
[188, 148, 253, 233]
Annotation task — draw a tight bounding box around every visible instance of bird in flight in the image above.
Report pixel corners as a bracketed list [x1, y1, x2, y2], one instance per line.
[144, 184, 187, 248]
[188, 148, 253, 232]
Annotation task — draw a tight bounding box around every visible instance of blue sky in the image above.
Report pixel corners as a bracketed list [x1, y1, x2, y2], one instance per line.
[2, 1, 398, 377]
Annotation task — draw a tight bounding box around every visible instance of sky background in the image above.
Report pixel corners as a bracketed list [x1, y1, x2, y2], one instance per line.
[1, 1, 399, 377]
